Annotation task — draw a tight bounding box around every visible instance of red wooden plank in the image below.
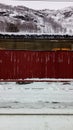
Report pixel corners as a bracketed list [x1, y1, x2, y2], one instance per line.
[56, 51, 72, 78]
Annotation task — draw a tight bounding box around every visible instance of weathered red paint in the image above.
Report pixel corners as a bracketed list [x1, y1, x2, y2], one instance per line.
[0, 50, 73, 81]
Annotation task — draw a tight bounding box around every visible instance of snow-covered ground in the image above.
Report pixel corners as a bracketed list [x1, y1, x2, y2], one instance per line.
[0, 115, 73, 130]
[0, 81, 73, 112]
[0, 81, 73, 130]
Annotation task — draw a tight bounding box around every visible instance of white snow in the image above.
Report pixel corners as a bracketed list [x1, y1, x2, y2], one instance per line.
[0, 81, 73, 113]
[0, 81, 73, 130]
[0, 115, 73, 130]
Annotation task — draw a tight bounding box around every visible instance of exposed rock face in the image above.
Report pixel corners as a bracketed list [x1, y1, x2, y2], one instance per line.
[0, 3, 73, 34]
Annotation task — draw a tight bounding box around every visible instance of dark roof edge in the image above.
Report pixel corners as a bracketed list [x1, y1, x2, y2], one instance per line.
[0, 34, 73, 40]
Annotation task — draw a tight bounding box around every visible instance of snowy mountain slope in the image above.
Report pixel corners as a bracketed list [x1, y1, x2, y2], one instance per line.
[0, 4, 73, 34]
[40, 7, 73, 34]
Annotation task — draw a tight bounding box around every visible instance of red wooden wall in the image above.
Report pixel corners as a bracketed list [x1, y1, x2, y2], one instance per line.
[0, 50, 73, 80]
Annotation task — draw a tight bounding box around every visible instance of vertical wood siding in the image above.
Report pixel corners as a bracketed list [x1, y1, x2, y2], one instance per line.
[0, 50, 73, 80]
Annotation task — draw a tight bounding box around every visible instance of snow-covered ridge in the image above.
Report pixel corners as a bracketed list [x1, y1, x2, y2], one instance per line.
[0, 4, 73, 34]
